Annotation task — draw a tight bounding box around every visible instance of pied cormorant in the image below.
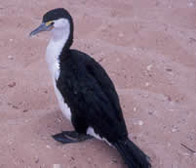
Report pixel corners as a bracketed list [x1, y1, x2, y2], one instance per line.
[30, 8, 151, 168]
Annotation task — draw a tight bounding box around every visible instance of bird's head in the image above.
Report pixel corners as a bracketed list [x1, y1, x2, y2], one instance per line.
[30, 8, 73, 37]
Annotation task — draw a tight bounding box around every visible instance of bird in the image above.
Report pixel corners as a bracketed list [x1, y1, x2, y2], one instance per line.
[30, 8, 151, 168]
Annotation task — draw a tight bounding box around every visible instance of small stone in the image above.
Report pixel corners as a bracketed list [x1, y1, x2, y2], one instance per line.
[167, 95, 172, 102]
[146, 64, 153, 71]
[87, 157, 92, 163]
[100, 26, 107, 31]
[53, 164, 61, 168]
[56, 118, 62, 123]
[9, 38, 13, 42]
[138, 120, 144, 126]
[25, 119, 30, 123]
[118, 32, 124, 38]
[8, 55, 14, 60]
[143, 93, 149, 98]
[133, 47, 137, 51]
[23, 109, 28, 113]
[171, 125, 178, 133]
[133, 107, 137, 112]
[188, 2, 194, 7]
[148, 111, 154, 115]
[145, 82, 150, 87]
[165, 68, 172, 72]
[12, 105, 19, 109]
[111, 158, 118, 163]
[167, 143, 171, 147]
[133, 119, 144, 126]
[171, 128, 177, 132]
[8, 82, 16, 88]
[70, 156, 75, 160]
[34, 156, 39, 163]
[98, 57, 104, 63]
[7, 139, 14, 145]
[183, 153, 190, 156]
[46, 145, 51, 149]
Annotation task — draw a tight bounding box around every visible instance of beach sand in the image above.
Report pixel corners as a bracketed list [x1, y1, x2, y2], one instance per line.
[0, 0, 196, 167]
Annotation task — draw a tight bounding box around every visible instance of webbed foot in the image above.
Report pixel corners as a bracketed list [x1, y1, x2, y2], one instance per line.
[52, 131, 93, 144]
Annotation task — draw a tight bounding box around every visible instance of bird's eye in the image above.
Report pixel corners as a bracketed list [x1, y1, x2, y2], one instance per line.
[45, 21, 54, 26]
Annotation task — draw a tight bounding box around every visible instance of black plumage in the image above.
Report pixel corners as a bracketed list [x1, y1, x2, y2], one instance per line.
[30, 8, 151, 168]
[57, 49, 128, 141]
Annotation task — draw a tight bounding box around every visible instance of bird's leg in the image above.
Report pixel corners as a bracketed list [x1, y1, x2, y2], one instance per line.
[52, 131, 93, 144]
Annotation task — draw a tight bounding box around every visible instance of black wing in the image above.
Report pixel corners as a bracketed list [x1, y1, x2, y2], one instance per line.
[57, 50, 128, 142]
[85, 57, 124, 121]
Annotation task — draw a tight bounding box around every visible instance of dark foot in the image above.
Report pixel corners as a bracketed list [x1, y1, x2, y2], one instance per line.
[52, 131, 93, 144]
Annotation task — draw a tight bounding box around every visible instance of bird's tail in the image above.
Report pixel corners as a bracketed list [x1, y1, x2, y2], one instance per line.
[113, 138, 151, 168]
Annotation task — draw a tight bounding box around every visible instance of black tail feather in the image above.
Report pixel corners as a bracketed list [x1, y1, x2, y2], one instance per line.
[113, 138, 151, 168]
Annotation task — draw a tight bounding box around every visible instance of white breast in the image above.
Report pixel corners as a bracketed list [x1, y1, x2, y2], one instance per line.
[46, 39, 61, 80]
[54, 85, 71, 121]
[45, 19, 72, 121]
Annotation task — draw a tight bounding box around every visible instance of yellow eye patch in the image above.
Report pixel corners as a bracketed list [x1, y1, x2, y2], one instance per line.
[45, 21, 53, 26]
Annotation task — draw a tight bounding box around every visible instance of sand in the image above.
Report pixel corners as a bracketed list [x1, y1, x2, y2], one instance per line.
[0, 0, 196, 167]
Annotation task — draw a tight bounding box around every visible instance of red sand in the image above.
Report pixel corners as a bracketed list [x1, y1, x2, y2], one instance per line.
[0, 0, 196, 167]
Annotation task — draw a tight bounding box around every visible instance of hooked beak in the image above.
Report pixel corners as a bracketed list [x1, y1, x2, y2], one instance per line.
[29, 22, 53, 37]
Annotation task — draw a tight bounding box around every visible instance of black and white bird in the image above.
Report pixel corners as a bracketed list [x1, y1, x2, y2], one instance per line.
[30, 8, 151, 168]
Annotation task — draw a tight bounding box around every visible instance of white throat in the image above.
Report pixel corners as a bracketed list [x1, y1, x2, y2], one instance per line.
[46, 18, 70, 81]
[45, 18, 72, 121]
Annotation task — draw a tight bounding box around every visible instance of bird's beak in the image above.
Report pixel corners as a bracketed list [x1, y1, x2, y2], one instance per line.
[29, 22, 53, 37]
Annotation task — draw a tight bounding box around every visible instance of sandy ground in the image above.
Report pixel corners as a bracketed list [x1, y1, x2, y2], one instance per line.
[0, 0, 196, 167]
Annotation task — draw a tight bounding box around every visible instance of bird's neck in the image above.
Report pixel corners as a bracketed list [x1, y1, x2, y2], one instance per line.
[51, 25, 71, 51]
[47, 24, 73, 59]
[46, 26, 72, 80]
